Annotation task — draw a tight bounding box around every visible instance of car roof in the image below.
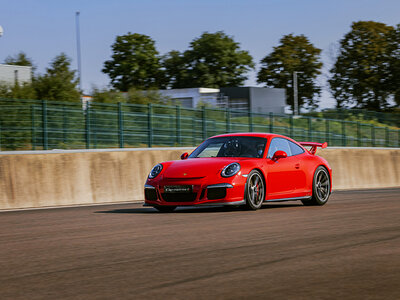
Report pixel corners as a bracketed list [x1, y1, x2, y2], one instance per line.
[210, 132, 284, 139]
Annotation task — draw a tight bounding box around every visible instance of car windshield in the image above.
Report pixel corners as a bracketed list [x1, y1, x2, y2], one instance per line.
[189, 136, 267, 158]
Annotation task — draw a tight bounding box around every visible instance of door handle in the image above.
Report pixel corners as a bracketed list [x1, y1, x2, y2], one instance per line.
[295, 163, 300, 169]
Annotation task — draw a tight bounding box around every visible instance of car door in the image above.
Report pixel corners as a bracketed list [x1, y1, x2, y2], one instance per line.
[287, 140, 308, 196]
[266, 137, 297, 199]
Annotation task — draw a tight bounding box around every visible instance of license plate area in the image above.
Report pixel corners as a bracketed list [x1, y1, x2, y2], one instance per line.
[164, 185, 193, 193]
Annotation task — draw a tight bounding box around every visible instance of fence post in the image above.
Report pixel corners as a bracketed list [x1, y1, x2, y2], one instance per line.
[371, 125, 375, 147]
[226, 108, 231, 133]
[42, 100, 48, 150]
[341, 120, 346, 147]
[248, 110, 253, 132]
[398, 129, 400, 148]
[269, 112, 273, 133]
[202, 106, 207, 140]
[62, 105, 67, 146]
[118, 102, 124, 148]
[93, 110, 97, 149]
[192, 118, 196, 145]
[308, 117, 312, 141]
[325, 119, 330, 145]
[85, 105, 91, 149]
[148, 103, 153, 147]
[289, 116, 293, 138]
[385, 127, 389, 147]
[31, 105, 36, 150]
[357, 122, 361, 147]
[176, 105, 181, 145]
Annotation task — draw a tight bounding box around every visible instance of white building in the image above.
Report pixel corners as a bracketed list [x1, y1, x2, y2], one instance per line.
[158, 88, 225, 108]
[0, 64, 32, 86]
[158, 87, 286, 114]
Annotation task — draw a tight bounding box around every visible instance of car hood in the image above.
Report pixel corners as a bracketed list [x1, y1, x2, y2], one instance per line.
[162, 157, 247, 179]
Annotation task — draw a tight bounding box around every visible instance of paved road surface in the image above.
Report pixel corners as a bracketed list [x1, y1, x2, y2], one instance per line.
[1, 188, 399, 299]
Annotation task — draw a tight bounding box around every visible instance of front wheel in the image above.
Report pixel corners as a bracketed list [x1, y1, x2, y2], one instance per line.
[154, 205, 177, 213]
[244, 170, 265, 210]
[302, 166, 331, 206]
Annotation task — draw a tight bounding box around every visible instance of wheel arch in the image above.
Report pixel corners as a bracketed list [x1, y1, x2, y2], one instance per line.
[314, 164, 332, 193]
[252, 167, 267, 187]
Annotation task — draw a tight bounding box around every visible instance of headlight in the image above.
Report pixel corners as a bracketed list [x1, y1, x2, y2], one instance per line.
[221, 162, 241, 177]
[149, 164, 163, 179]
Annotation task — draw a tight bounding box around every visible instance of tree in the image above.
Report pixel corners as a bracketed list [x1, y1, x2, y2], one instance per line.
[329, 21, 394, 110]
[102, 33, 165, 91]
[161, 50, 188, 89]
[163, 31, 254, 88]
[257, 34, 323, 111]
[0, 82, 37, 99]
[4, 52, 34, 68]
[34, 53, 81, 102]
[387, 24, 400, 107]
[91, 87, 126, 104]
[1, 52, 36, 99]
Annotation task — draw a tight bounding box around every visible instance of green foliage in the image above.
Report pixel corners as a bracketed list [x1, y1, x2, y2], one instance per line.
[387, 24, 400, 106]
[34, 53, 81, 102]
[257, 34, 323, 111]
[102, 33, 165, 91]
[4, 52, 34, 68]
[161, 50, 187, 89]
[126, 88, 171, 105]
[162, 31, 254, 88]
[0, 82, 37, 99]
[91, 87, 171, 105]
[329, 21, 395, 110]
[91, 87, 126, 104]
[195, 100, 215, 109]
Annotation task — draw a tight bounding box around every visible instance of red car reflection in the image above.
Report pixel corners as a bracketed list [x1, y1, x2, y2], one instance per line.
[144, 133, 332, 212]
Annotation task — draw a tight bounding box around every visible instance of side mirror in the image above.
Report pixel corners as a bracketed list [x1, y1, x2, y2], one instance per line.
[272, 150, 287, 162]
[180, 152, 189, 160]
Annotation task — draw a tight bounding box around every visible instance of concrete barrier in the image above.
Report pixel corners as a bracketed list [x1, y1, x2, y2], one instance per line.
[318, 148, 400, 190]
[0, 147, 399, 210]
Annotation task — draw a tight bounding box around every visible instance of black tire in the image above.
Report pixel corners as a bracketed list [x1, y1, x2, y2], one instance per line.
[244, 170, 265, 210]
[302, 166, 331, 206]
[154, 205, 177, 213]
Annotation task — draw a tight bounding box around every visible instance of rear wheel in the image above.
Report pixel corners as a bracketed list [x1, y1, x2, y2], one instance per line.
[302, 166, 331, 206]
[154, 205, 176, 213]
[244, 170, 265, 210]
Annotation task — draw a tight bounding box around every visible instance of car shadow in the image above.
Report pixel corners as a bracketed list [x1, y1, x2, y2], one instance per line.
[95, 203, 303, 214]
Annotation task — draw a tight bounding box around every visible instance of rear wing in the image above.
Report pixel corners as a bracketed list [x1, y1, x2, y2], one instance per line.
[299, 142, 327, 155]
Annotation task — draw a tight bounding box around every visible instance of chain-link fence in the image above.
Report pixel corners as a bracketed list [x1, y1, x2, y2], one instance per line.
[1, 98, 399, 151]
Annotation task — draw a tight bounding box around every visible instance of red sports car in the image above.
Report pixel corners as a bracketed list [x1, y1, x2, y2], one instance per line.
[144, 133, 332, 212]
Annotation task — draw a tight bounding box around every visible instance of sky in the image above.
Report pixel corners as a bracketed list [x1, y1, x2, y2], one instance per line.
[1, 0, 399, 109]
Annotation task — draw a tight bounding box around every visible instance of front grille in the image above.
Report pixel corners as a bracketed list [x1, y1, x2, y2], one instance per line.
[207, 188, 227, 200]
[161, 192, 197, 202]
[145, 189, 157, 201]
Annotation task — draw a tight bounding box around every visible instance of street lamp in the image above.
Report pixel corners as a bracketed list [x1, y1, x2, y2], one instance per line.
[0, 25, 4, 37]
[75, 12, 82, 93]
[293, 71, 303, 116]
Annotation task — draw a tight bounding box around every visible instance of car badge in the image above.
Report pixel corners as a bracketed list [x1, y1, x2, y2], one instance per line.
[183, 173, 187, 176]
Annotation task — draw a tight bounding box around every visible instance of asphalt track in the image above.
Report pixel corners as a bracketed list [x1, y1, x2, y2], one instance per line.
[0, 188, 399, 300]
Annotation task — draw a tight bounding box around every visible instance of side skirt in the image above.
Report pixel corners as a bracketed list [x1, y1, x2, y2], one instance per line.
[264, 196, 311, 203]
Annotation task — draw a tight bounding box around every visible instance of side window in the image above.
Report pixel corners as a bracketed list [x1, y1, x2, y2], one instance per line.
[288, 140, 305, 156]
[267, 138, 292, 158]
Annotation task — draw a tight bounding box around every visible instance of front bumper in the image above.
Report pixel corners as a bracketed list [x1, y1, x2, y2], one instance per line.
[144, 176, 246, 207]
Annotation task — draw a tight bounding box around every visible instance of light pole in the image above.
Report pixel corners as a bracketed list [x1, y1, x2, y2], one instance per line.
[293, 71, 303, 116]
[0, 25, 3, 37]
[75, 12, 82, 93]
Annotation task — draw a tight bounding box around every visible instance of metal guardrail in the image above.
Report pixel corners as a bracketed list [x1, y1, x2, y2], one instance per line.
[0, 98, 399, 151]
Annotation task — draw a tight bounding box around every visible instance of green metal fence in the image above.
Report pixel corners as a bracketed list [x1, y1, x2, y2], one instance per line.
[0, 98, 399, 151]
